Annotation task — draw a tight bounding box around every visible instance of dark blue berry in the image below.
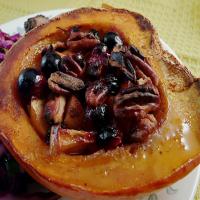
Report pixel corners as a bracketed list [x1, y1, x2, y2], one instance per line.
[18, 68, 39, 98]
[103, 32, 123, 50]
[106, 76, 120, 95]
[41, 47, 61, 77]
[97, 127, 118, 147]
[86, 105, 110, 128]
[94, 104, 110, 126]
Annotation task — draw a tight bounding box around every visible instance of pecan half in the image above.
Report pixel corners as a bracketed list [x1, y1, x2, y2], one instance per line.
[114, 83, 160, 118]
[61, 55, 83, 77]
[48, 71, 85, 95]
[67, 30, 100, 51]
[129, 113, 157, 143]
[126, 51, 159, 86]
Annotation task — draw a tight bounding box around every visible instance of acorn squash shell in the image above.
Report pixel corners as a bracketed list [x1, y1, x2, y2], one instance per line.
[0, 8, 200, 200]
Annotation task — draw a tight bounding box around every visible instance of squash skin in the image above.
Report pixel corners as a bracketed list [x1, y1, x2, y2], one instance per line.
[0, 7, 200, 200]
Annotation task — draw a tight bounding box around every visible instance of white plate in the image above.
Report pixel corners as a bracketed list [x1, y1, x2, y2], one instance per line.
[0, 9, 199, 200]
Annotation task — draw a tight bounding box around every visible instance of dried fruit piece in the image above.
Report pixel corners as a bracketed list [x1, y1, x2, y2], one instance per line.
[63, 96, 84, 129]
[48, 71, 85, 95]
[85, 80, 109, 107]
[28, 98, 48, 139]
[86, 44, 108, 78]
[44, 95, 66, 124]
[50, 126, 95, 154]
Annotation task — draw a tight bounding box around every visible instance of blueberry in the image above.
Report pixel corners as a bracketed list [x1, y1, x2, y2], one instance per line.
[97, 127, 118, 147]
[18, 68, 47, 100]
[41, 47, 61, 77]
[94, 104, 110, 126]
[87, 105, 110, 128]
[18, 68, 39, 98]
[106, 76, 120, 95]
[103, 32, 123, 50]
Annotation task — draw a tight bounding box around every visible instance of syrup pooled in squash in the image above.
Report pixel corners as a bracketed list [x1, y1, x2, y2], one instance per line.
[18, 26, 167, 155]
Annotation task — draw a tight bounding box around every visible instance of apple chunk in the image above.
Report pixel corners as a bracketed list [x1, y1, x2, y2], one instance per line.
[63, 96, 84, 129]
[28, 98, 48, 139]
[44, 95, 66, 124]
[50, 125, 95, 154]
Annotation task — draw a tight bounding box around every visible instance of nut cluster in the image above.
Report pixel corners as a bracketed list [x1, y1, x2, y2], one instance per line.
[18, 26, 161, 155]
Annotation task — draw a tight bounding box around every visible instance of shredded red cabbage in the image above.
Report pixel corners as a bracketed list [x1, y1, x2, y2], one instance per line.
[0, 29, 21, 63]
[0, 142, 60, 199]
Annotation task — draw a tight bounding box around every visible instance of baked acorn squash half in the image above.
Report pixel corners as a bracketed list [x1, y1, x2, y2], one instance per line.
[0, 8, 200, 200]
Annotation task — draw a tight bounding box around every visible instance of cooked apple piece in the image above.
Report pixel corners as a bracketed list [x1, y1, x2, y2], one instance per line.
[28, 98, 48, 139]
[50, 125, 95, 154]
[63, 96, 84, 129]
[44, 95, 66, 124]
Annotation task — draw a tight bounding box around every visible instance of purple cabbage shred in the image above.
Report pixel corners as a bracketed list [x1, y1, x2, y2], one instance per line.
[0, 29, 21, 63]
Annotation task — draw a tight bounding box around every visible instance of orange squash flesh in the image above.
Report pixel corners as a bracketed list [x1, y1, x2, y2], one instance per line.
[0, 8, 200, 200]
